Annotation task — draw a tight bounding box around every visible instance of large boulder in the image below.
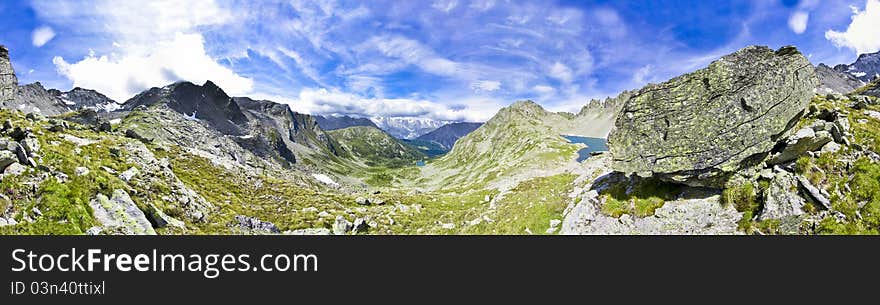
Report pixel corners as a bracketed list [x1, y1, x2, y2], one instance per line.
[608, 46, 818, 187]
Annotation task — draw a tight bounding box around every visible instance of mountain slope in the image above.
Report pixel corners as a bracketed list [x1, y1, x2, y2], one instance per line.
[426, 101, 583, 189]
[12, 82, 72, 116]
[816, 63, 864, 94]
[54, 87, 121, 112]
[123, 81, 248, 136]
[315, 115, 379, 130]
[328, 126, 424, 166]
[416, 122, 483, 150]
[833, 51, 880, 82]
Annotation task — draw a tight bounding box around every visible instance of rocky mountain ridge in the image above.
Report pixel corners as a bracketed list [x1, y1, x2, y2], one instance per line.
[2, 43, 879, 235]
[315, 115, 379, 131]
[415, 122, 483, 150]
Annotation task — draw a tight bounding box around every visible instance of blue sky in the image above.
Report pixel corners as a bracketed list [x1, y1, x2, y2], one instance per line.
[1, 0, 878, 121]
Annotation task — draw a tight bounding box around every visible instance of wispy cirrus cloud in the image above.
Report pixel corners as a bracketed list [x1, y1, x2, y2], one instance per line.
[10, 0, 869, 121]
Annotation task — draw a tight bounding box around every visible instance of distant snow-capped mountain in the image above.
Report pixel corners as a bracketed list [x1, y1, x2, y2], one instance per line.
[369, 116, 452, 139]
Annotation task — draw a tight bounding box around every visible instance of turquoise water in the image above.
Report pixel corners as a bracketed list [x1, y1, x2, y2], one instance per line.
[562, 135, 608, 162]
[416, 160, 426, 167]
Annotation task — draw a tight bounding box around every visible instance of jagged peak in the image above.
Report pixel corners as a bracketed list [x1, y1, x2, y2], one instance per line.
[856, 50, 880, 61]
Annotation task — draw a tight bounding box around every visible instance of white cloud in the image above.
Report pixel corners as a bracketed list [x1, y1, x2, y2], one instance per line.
[53, 33, 253, 102]
[432, 0, 458, 13]
[825, 0, 880, 55]
[632, 65, 655, 85]
[33, 0, 249, 101]
[468, 0, 495, 12]
[470, 80, 501, 92]
[31, 26, 56, 47]
[532, 85, 555, 94]
[788, 11, 809, 34]
[367, 35, 460, 77]
[255, 88, 500, 122]
[549, 62, 573, 83]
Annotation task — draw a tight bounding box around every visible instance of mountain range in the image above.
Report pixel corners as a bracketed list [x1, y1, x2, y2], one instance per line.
[2, 43, 880, 236]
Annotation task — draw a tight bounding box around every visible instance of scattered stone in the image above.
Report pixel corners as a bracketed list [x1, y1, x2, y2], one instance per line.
[234, 215, 280, 234]
[759, 168, 775, 180]
[549, 219, 562, 229]
[371, 198, 385, 205]
[317, 211, 331, 218]
[352, 218, 370, 233]
[47, 119, 67, 132]
[440, 222, 455, 229]
[467, 218, 483, 226]
[768, 126, 833, 164]
[865, 110, 880, 120]
[285, 228, 332, 235]
[355, 197, 370, 205]
[21, 138, 39, 157]
[759, 171, 806, 222]
[821, 141, 842, 153]
[146, 203, 185, 229]
[119, 166, 139, 182]
[301, 207, 319, 213]
[31, 207, 42, 216]
[124, 129, 152, 143]
[0, 150, 17, 170]
[608, 46, 818, 187]
[74, 166, 90, 176]
[796, 176, 831, 210]
[97, 121, 112, 132]
[333, 216, 353, 235]
[85, 226, 102, 235]
[89, 190, 157, 235]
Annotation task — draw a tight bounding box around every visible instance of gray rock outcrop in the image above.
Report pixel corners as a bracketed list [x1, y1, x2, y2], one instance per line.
[89, 190, 157, 235]
[234, 215, 280, 234]
[815, 63, 864, 94]
[608, 46, 819, 187]
[0, 46, 16, 104]
[759, 170, 806, 221]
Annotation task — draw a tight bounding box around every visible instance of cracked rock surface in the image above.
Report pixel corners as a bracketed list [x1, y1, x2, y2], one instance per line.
[608, 46, 819, 187]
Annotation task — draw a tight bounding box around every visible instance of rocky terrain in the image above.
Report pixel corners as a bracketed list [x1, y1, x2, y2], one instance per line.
[834, 51, 880, 83]
[816, 63, 864, 94]
[1, 43, 879, 235]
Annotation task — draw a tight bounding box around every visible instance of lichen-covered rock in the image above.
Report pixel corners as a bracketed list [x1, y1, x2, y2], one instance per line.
[0, 46, 17, 104]
[759, 170, 805, 222]
[608, 46, 818, 187]
[561, 188, 742, 235]
[767, 125, 834, 164]
[89, 190, 157, 235]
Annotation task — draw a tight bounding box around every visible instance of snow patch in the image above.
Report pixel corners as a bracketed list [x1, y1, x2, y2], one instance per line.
[183, 111, 200, 121]
[97, 102, 122, 112]
[312, 174, 338, 186]
[109, 118, 122, 125]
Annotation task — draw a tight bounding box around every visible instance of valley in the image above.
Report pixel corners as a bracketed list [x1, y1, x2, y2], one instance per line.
[2, 44, 880, 235]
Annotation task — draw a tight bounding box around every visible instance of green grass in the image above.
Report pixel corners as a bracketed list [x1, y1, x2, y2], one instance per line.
[599, 177, 683, 218]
